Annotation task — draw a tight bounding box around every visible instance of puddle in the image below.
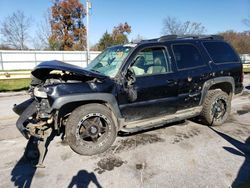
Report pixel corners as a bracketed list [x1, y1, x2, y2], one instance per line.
[94, 156, 125, 174]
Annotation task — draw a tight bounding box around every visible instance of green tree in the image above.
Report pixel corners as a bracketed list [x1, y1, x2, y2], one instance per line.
[112, 22, 131, 44]
[97, 31, 113, 51]
[97, 22, 132, 51]
[50, 0, 86, 50]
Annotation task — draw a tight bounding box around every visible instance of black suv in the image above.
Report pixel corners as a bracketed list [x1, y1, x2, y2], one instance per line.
[14, 35, 243, 158]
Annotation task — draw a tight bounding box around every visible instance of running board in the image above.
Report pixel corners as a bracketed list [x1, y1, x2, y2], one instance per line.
[120, 106, 203, 133]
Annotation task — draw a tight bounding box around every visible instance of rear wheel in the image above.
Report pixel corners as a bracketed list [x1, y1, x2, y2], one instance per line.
[66, 103, 117, 155]
[200, 90, 231, 126]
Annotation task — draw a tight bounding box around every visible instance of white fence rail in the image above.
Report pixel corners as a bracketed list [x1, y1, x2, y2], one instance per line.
[0, 51, 249, 71]
[0, 50, 101, 70]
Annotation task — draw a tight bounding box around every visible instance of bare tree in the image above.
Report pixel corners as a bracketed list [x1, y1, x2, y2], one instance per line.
[131, 34, 144, 43]
[34, 10, 52, 50]
[0, 10, 31, 49]
[243, 16, 250, 27]
[162, 16, 206, 35]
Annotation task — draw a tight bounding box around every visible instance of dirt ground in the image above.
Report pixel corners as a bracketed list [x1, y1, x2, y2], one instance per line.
[0, 75, 250, 188]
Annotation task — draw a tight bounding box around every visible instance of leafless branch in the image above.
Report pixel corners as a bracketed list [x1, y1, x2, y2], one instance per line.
[162, 16, 206, 36]
[243, 16, 250, 28]
[34, 10, 52, 50]
[0, 10, 32, 50]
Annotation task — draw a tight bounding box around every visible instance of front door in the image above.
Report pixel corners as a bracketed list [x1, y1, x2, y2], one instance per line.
[118, 46, 178, 122]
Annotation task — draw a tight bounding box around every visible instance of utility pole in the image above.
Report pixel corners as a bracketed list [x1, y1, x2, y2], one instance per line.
[86, 0, 91, 65]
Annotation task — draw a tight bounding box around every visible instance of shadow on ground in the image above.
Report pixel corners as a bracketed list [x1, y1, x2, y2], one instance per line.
[68, 170, 102, 188]
[10, 137, 38, 188]
[11, 130, 56, 188]
[210, 128, 250, 188]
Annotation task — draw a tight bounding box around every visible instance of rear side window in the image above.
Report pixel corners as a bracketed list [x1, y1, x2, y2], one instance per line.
[172, 44, 205, 69]
[203, 42, 239, 64]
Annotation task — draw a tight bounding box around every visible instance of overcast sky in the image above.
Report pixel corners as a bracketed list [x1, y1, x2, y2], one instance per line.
[0, 0, 249, 47]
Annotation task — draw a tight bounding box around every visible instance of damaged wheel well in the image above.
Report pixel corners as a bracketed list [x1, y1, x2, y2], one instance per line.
[58, 100, 107, 120]
[209, 82, 233, 96]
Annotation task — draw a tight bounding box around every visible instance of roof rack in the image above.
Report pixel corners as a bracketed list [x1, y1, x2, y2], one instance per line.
[157, 35, 224, 42]
[140, 38, 159, 43]
[157, 35, 178, 42]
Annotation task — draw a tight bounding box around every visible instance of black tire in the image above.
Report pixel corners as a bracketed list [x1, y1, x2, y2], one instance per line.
[66, 103, 117, 155]
[200, 90, 231, 126]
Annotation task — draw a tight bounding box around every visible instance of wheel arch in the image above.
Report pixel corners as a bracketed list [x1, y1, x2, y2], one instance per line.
[200, 76, 235, 105]
[51, 93, 122, 121]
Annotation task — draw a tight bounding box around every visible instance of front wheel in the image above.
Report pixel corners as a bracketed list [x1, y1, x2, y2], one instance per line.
[66, 103, 117, 155]
[200, 90, 231, 126]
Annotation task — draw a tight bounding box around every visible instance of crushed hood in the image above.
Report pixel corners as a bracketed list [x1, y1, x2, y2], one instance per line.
[31, 60, 107, 80]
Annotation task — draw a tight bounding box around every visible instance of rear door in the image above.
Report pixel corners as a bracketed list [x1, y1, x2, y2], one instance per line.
[202, 41, 243, 93]
[170, 42, 212, 109]
[118, 45, 179, 122]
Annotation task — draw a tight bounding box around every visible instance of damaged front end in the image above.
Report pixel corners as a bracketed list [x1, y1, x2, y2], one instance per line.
[13, 84, 58, 168]
[13, 60, 110, 166]
[13, 90, 53, 140]
[13, 60, 107, 140]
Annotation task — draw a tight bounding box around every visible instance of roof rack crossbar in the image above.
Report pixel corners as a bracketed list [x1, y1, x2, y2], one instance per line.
[158, 35, 177, 42]
[156, 34, 224, 42]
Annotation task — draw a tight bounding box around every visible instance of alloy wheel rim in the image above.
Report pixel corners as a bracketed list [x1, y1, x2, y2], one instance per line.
[211, 98, 227, 120]
[76, 113, 109, 144]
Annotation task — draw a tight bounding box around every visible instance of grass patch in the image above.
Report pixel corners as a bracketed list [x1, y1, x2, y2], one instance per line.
[0, 69, 32, 72]
[0, 78, 31, 92]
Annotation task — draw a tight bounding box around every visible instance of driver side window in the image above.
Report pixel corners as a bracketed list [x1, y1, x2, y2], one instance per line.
[131, 47, 171, 76]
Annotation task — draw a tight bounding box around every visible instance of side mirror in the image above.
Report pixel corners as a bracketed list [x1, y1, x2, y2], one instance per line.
[126, 67, 136, 85]
[125, 67, 137, 102]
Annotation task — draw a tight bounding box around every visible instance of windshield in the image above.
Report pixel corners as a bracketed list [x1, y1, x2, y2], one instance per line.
[86, 46, 132, 77]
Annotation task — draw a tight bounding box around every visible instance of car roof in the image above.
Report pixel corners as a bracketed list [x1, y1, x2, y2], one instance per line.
[113, 35, 225, 49]
[136, 35, 224, 45]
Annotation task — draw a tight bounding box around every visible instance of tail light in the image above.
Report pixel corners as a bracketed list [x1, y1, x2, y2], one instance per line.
[240, 74, 244, 83]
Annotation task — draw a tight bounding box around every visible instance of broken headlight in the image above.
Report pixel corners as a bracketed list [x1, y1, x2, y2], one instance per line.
[33, 87, 47, 98]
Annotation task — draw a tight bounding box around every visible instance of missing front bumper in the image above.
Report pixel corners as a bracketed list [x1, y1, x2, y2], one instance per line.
[13, 98, 38, 139]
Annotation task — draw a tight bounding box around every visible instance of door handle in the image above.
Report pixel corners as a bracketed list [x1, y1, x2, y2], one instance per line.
[166, 79, 176, 85]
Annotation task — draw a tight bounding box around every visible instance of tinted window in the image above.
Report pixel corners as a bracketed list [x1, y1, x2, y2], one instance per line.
[172, 44, 204, 69]
[203, 42, 239, 64]
[132, 47, 171, 76]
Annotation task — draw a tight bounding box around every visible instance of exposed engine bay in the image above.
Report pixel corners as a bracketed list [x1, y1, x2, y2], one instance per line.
[13, 60, 109, 167]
